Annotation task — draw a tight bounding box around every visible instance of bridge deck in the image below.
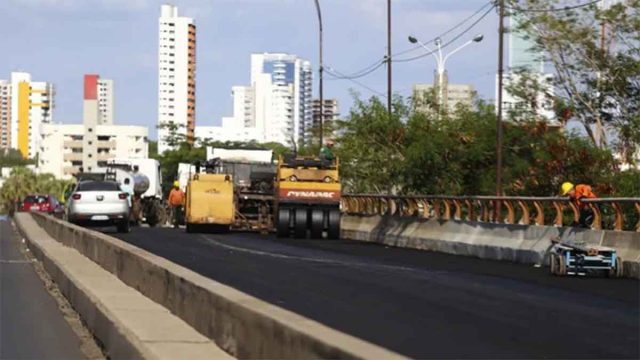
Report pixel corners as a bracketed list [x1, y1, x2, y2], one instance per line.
[113, 227, 639, 359]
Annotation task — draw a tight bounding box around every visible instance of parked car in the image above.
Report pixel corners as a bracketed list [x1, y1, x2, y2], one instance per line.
[19, 194, 65, 218]
[66, 180, 131, 233]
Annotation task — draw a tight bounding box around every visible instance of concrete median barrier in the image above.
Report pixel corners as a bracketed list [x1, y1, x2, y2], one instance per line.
[342, 215, 640, 279]
[23, 212, 405, 360]
[14, 212, 229, 360]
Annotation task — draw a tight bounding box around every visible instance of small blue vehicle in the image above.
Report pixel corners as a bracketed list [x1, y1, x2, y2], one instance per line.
[549, 240, 624, 277]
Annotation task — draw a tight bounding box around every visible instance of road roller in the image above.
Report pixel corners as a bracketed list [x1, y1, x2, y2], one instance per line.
[275, 156, 341, 239]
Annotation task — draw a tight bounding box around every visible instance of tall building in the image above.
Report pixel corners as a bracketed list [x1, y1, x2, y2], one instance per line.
[498, 15, 556, 123]
[157, 4, 196, 154]
[311, 99, 339, 139]
[97, 78, 114, 125]
[0, 80, 10, 150]
[250, 53, 312, 146]
[195, 53, 313, 146]
[413, 76, 475, 114]
[37, 74, 148, 179]
[3, 72, 55, 159]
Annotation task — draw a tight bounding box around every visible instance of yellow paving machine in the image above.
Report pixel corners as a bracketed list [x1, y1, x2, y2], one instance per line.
[184, 148, 341, 239]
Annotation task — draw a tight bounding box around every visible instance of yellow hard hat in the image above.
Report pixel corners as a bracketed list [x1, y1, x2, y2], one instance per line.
[560, 182, 574, 195]
[173, 181, 180, 188]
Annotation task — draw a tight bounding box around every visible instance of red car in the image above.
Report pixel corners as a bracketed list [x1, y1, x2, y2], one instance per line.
[19, 194, 65, 218]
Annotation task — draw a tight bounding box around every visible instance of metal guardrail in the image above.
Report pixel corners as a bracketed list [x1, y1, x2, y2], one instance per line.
[341, 195, 640, 232]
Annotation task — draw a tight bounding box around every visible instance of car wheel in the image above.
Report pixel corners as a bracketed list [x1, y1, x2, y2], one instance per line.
[117, 219, 131, 233]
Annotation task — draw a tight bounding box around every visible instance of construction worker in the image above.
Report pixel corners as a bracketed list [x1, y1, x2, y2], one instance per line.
[168, 181, 185, 229]
[561, 182, 597, 228]
[120, 178, 134, 208]
[320, 139, 335, 162]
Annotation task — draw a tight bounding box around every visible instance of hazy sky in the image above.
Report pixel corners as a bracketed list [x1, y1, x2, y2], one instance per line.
[0, 0, 500, 139]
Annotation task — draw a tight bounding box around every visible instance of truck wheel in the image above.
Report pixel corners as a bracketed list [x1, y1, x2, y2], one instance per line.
[310, 209, 324, 239]
[294, 207, 308, 239]
[327, 209, 341, 239]
[276, 208, 291, 237]
[557, 253, 567, 276]
[549, 253, 558, 275]
[615, 257, 624, 278]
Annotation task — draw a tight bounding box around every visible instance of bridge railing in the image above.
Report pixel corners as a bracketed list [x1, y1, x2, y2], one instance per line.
[341, 195, 640, 232]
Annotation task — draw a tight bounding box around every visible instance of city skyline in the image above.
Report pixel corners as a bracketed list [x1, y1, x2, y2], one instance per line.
[0, 0, 499, 140]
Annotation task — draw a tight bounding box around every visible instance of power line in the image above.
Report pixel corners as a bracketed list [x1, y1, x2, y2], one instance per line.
[394, 4, 496, 63]
[324, 61, 386, 80]
[325, 1, 495, 80]
[504, 0, 602, 12]
[325, 68, 387, 98]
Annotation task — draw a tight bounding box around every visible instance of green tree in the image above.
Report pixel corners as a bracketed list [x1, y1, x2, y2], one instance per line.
[335, 95, 407, 193]
[0, 168, 74, 214]
[507, 0, 640, 162]
[0, 149, 34, 167]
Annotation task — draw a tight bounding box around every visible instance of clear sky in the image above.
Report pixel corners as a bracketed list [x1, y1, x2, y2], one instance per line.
[0, 0, 500, 140]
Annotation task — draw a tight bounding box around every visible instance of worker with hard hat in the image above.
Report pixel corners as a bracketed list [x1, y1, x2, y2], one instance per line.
[320, 139, 335, 162]
[560, 182, 597, 228]
[168, 180, 185, 229]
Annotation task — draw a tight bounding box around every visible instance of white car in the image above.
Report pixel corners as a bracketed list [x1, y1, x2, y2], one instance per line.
[66, 180, 131, 233]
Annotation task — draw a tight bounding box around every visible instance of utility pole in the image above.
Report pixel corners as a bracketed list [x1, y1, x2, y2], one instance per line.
[387, 0, 392, 115]
[313, 0, 324, 147]
[495, 0, 505, 220]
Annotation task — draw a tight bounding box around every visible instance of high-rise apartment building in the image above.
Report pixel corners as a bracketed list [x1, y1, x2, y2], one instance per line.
[0, 80, 10, 150]
[158, 4, 196, 154]
[97, 78, 114, 125]
[250, 53, 312, 146]
[2, 72, 55, 159]
[498, 15, 556, 124]
[194, 53, 312, 146]
[311, 99, 339, 137]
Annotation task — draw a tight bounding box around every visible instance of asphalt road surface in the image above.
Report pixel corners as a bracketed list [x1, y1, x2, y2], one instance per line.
[114, 227, 640, 359]
[0, 217, 85, 360]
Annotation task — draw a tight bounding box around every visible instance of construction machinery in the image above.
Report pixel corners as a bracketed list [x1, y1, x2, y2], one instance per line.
[275, 155, 341, 239]
[184, 149, 276, 233]
[102, 159, 167, 227]
[183, 148, 341, 238]
[549, 238, 624, 277]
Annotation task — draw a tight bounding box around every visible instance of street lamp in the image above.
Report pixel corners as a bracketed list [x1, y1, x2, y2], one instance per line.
[313, 0, 324, 147]
[408, 34, 483, 111]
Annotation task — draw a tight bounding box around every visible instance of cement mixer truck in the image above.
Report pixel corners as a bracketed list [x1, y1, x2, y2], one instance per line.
[103, 159, 167, 226]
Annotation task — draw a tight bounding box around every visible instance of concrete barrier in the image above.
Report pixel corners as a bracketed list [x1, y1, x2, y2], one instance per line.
[14, 213, 230, 360]
[27, 212, 405, 360]
[341, 215, 640, 279]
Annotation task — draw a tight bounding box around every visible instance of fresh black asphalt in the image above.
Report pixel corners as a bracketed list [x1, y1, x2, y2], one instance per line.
[0, 218, 85, 360]
[114, 227, 640, 359]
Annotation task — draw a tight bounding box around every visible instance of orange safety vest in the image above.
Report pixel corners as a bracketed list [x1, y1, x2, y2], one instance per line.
[168, 188, 185, 206]
[572, 184, 597, 209]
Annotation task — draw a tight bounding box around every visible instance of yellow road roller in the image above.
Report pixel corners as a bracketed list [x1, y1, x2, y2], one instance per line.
[275, 156, 341, 239]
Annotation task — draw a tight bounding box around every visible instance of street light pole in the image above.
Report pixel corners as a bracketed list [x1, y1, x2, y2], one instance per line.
[313, 0, 324, 147]
[387, 0, 392, 115]
[408, 34, 483, 112]
[496, 0, 505, 220]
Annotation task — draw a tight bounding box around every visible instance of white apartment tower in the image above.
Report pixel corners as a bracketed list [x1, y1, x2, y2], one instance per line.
[97, 78, 114, 125]
[249, 53, 312, 146]
[158, 4, 196, 154]
[0, 80, 10, 150]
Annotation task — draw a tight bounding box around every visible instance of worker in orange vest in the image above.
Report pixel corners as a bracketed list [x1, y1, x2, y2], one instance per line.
[561, 182, 597, 228]
[168, 181, 185, 229]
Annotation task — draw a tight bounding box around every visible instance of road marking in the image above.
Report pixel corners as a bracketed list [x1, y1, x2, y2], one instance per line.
[0, 259, 33, 264]
[197, 235, 444, 276]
